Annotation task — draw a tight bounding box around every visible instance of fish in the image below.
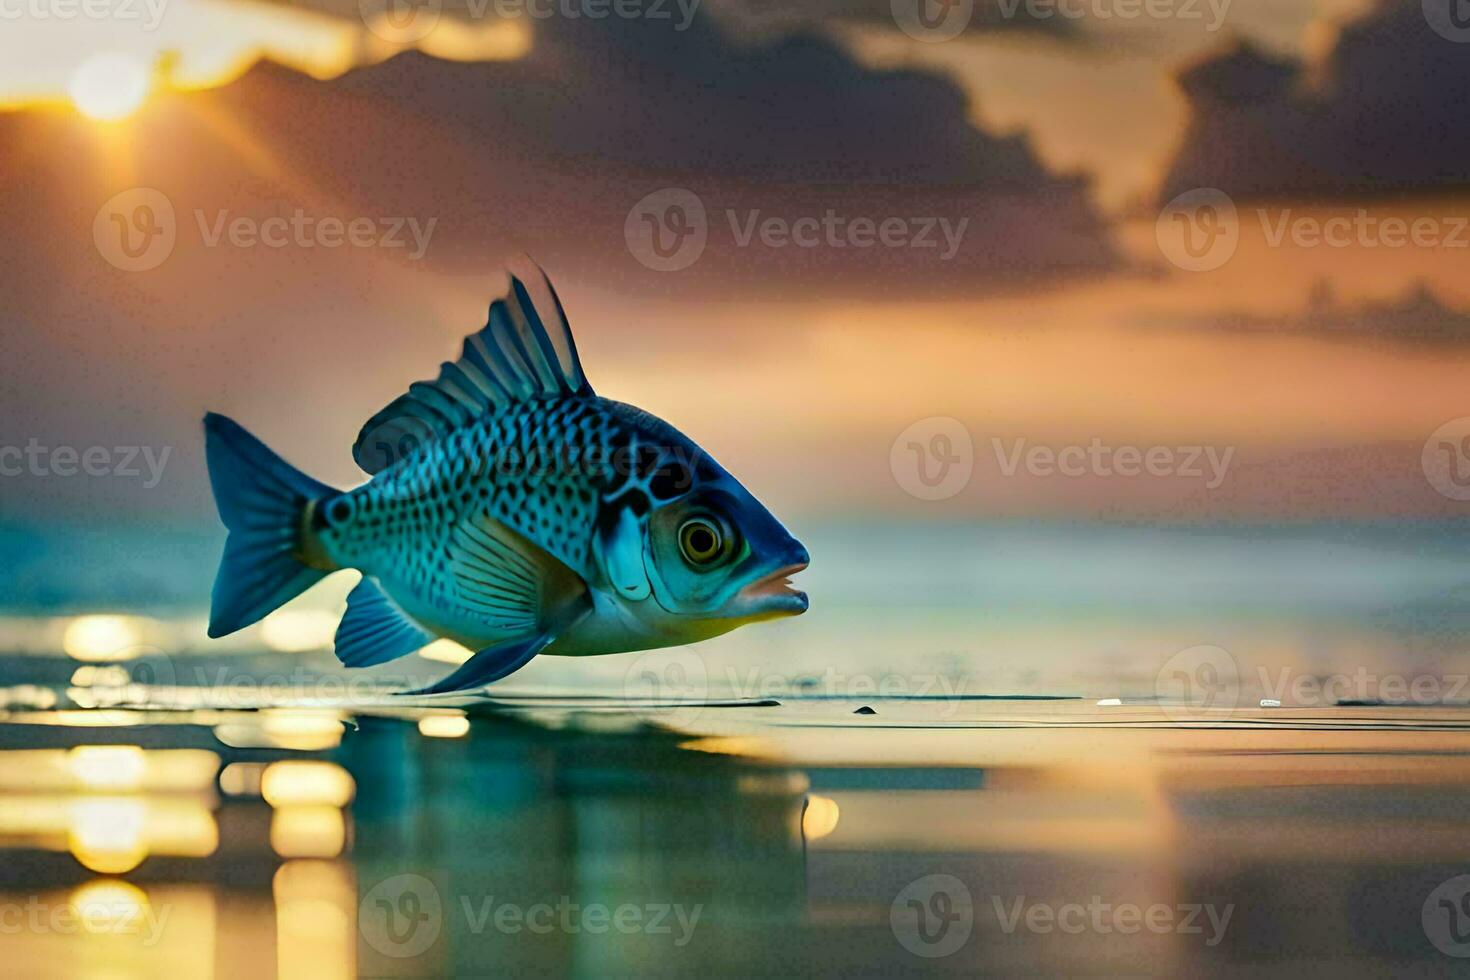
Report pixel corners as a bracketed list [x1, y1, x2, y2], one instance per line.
[202, 268, 809, 694]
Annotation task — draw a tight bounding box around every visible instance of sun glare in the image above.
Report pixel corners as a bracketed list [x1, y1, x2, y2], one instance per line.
[68, 54, 150, 121]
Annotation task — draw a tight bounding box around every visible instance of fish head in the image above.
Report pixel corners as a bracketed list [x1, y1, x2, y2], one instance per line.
[638, 448, 810, 626]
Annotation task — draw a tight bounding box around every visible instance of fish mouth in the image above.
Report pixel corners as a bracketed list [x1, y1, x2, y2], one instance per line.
[738, 561, 809, 617]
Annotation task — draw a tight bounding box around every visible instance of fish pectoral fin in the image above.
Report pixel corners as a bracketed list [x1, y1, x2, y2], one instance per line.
[402, 631, 559, 696]
[352, 265, 594, 474]
[334, 577, 435, 667]
[447, 513, 590, 635]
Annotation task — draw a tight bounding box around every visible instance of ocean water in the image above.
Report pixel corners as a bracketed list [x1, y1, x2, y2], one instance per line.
[3, 518, 1469, 703]
[2, 518, 1470, 977]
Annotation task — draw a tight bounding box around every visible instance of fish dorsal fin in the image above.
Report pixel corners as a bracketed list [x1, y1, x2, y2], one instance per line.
[353, 267, 594, 474]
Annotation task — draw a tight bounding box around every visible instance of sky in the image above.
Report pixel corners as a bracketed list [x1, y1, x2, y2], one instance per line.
[1, 0, 1468, 524]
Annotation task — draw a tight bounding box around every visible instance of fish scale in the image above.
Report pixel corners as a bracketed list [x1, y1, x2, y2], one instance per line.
[329, 397, 646, 608]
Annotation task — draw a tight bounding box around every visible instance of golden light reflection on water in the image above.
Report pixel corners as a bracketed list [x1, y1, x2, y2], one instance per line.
[67, 796, 220, 872]
[69, 798, 150, 873]
[215, 710, 345, 750]
[68, 745, 147, 791]
[219, 761, 267, 797]
[260, 761, 355, 808]
[68, 878, 151, 934]
[417, 714, 470, 738]
[0, 747, 219, 792]
[802, 795, 840, 842]
[274, 861, 356, 980]
[61, 615, 147, 662]
[271, 805, 347, 859]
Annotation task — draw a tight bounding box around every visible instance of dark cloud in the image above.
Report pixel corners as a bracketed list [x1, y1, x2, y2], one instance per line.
[317, 14, 1118, 291]
[6, 14, 1117, 301]
[1157, 0, 1470, 202]
[701, 0, 1085, 43]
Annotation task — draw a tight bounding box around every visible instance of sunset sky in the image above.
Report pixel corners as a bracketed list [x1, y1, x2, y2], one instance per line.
[2, 0, 1468, 523]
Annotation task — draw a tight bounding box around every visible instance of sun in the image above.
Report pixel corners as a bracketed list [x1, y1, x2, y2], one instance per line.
[68, 53, 150, 121]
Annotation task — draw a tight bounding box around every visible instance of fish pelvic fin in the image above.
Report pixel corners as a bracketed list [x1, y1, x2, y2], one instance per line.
[401, 631, 558, 696]
[203, 412, 339, 639]
[334, 577, 434, 667]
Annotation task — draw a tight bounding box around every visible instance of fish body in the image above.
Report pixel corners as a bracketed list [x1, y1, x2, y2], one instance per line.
[203, 269, 808, 693]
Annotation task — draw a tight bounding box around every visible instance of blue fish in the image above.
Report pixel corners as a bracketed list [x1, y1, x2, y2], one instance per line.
[203, 269, 809, 693]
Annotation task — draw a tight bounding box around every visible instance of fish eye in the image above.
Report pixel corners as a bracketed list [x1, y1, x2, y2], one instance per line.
[677, 516, 727, 567]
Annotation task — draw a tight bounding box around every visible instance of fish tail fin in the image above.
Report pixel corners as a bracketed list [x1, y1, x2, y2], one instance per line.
[203, 412, 339, 638]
